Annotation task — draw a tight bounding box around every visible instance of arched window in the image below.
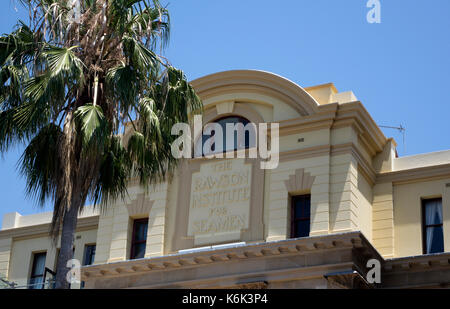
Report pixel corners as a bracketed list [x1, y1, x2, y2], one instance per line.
[196, 116, 256, 156]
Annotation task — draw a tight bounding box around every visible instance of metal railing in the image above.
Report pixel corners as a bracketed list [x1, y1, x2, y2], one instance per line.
[0, 278, 56, 289]
[1, 267, 56, 289]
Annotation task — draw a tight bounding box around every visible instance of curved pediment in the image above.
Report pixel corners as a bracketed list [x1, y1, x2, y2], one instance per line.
[190, 70, 320, 118]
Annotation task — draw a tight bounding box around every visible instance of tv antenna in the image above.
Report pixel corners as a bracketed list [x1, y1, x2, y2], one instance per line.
[378, 124, 406, 154]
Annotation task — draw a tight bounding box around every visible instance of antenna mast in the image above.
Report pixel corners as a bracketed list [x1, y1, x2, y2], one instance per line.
[379, 124, 406, 153]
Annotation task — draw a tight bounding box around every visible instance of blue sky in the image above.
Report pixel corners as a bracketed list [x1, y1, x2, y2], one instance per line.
[1, 0, 450, 225]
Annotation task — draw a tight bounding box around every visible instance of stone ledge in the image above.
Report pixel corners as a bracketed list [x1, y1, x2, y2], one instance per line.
[82, 231, 379, 282]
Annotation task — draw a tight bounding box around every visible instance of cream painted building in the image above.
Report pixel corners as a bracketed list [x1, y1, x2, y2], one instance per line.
[1, 70, 449, 289]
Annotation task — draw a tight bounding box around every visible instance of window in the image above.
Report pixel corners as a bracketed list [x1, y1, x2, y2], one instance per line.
[290, 195, 311, 238]
[83, 244, 96, 266]
[199, 116, 256, 156]
[80, 244, 96, 289]
[29, 252, 46, 289]
[130, 218, 148, 260]
[422, 198, 444, 254]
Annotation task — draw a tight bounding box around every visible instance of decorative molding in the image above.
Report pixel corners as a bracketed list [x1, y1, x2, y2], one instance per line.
[325, 271, 370, 289]
[332, 101, 386, 154]
[284, 168, 316, 193]
[172, 156, 265, 251]
[191, 103, 265, 152]
[383, 252, 450, 272]
[82, 232, 450, 289]
[81, 232, 375, 281]
[279, 145, 330, 162]
[275, 105, 337, 136]
[215, 101, 235, 115]
[190, 70, 320, 116]
[126, 193, 154, 217]
[0, 216, 99, 240]
[377, 163, 450, 185]
[234, 281, 268, 289]
[304, 82, 338, 93]
[381, 252, 450, 288]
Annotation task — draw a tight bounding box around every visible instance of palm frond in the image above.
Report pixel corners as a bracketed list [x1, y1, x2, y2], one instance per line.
[162, 66, 203, 122]
[0, 109, 22, 153]
[74, 103, 109, 150]
[0, 22, 37, 67]
[122, 35, 159, 69]
[138, 96, 160, 137]
[91, 135, 131, 207]
[43, 45, 84, 82]
[106, 63, 139, 113]
[18, 123, 63, 207]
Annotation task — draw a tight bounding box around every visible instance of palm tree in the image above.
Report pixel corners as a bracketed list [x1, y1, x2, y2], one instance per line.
[0, 0, 201, 289]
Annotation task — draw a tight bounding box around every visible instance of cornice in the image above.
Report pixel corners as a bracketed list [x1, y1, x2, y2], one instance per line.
[383, 252, 450, 273]
[279, 144, 330, 162]
[276, 105, 337, 136]
[333, 101, 387, 154]
[137, 262, 355, 289]
[81, 232, 381, 280]
[304, 82, 338, 94]
[0, 216, 99, 240]
[376, 163, 450, 184]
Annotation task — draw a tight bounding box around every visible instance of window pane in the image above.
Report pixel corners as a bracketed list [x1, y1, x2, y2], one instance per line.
[426, 226, 444, 254]
[201, 116, 254, 156]
[294, 199, 303, 218]
[133, 243, 146, 259]
[29, 276, 44, 289]
[32, 253, 46, 276]
[83, 245, 96, 266]
[29, 252, 46, 289]
[131, 219, 148, 259]
[424, 199, 443, 225]
[294, 197, 310, 218]
[295, 220, 310, 238]
[291, 195, 311, 238]
[134, 221, 148, 241]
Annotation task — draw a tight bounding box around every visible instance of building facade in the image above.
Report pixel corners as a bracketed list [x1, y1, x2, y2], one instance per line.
[1, 70, 449, 289]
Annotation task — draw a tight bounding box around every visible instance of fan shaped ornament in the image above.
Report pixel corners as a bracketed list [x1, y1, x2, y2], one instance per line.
[126, 193, 154, 217]
[284, 168, 315, 193]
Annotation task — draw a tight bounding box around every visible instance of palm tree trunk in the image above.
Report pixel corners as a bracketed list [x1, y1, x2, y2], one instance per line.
[54, 195, 82, 289]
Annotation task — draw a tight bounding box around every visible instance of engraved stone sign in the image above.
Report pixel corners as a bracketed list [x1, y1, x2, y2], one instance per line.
[187, 159, 252, 245]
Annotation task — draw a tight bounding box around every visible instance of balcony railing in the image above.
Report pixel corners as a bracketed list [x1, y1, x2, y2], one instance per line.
[0, 267, 56, 289]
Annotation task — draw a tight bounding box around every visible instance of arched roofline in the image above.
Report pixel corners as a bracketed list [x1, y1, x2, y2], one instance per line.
[190, 70, 320, 116]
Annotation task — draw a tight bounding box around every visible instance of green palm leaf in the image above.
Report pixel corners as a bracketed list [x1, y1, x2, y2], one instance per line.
[44, 45, 83, 77]
[74, 104, 108, 148]
[19, 124, 63, 206]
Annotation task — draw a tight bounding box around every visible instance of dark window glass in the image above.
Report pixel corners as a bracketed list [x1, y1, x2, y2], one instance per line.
[29, 252, 46, 289]
[83, 245, 96, 266]
[201, 116, 255, 156]
[295, 220, 310, 238]
[422, 198, 444, 254]
[133, 243, 146, 259]
[291, 195, 311, 238]
[80, 245, 96, 289]
[130, 218, 148, 260]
